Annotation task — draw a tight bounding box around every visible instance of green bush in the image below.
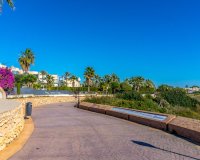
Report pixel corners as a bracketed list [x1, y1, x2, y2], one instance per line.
[116, 91, 143, 101]
[168, 106, 200, 120]
[160, 88, 200, 108]
[84, 96, 162, 113]
[84, 96, 200, 120]
[120, 82, 132, 92]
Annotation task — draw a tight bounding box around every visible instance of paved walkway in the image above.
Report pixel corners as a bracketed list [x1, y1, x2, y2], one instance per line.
[10, 103, 200, 160]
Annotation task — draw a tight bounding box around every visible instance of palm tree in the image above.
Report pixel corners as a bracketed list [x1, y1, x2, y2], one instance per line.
[93, 74, 101, 88]
[128, 76, 145, 92]
[103, 75, 112, 84]
[64, 72, 71, 87]
[84, 67, 95, 92]
[111, 73, 120, 82]
[6, 0, 14, 8]
[1, 0, 14, 11]
[145, 79, 156, 90]
[102, 75, 113, 94]
[18, 49, 35, 73]
[46, 74, 54, 90]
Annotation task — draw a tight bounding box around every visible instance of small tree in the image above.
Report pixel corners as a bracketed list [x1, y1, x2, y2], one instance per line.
[15, 74, 24, 95]
[84, 67, 95, 92]
[22, 74, 37, 88]
[46, 75, 54, 90]
[111, 82, 120, 94]
[0, 68, 15, 93]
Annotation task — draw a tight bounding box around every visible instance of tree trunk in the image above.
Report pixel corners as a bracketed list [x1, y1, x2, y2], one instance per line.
[87, 79, 90, 93]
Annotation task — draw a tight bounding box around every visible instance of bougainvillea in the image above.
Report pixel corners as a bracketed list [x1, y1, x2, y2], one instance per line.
[0, 67, 15, 92]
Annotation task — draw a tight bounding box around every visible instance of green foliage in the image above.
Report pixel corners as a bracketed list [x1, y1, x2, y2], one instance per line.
[7, 0, 14, 8]
[15, 74, 24, 83]
[167, 106, 200, 120]
[84, 96, 200, 120]
[159, 88, 200, 108]
[16, 83, 21, 95]
[126, 77, 156, 93]
[46, 74, 55, 90]
[18, 49, 35, 73]
[154, 96, 170, 108]
[120, 82, 132, 92]
[84, 66, 95, 92]
[84, 96, 166, 113]
[33, 83, 42, 90]
[157, 84, 173, 92]
[127, 76, 145, 92]
[110, 82, 120, 94]
[22, 74, 37, 85]
[15, 74, 37, 88]
[116, 91, 144, 101]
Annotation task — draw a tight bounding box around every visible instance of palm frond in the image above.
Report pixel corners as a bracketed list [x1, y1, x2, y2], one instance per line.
[7, 0, 14, 8]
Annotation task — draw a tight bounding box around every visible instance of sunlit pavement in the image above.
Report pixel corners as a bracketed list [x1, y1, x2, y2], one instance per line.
[10, 102, 200, 160]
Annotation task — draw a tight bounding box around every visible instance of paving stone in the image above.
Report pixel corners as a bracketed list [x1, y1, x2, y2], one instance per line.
[10, 102, 200, 160]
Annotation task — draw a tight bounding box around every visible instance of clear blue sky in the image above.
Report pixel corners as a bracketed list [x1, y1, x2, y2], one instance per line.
[1, 0, 200, 86]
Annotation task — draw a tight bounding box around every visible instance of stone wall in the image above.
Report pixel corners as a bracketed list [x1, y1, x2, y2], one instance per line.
[14, 96, 85, 108]
[168, 116, 200, 143]
[0, 103, 24, 151]
[79, 102, 176, 131]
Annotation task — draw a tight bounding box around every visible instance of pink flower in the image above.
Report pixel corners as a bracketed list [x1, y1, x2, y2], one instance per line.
[0, 67, 15, 92]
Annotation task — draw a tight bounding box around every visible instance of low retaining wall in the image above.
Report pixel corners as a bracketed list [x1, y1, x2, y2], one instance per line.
[168, 117, 200, 143]
[79, 102, 175, 131]
[79, 102, 200, 144]
[14, 96, 85, 108]
[0, 100, 24, 151]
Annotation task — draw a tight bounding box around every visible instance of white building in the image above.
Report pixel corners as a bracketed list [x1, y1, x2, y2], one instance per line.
[59, 76, 81, 87]
[52, 74, 59, 87]
[10, 66, 24, 74]
[0, 63, 6, 68]
[0, 63, 81, 87]
[185, 86, 200, 93]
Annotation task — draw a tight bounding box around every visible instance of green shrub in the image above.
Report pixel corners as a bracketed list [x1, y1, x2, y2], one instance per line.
[120, 82, 132, 92]
[160, 88, 200, 108]
[84, 96, 200, 120]
[168, 106, 200, 120]
[116, 91, 143, 101]
[84, 96, 162, 113]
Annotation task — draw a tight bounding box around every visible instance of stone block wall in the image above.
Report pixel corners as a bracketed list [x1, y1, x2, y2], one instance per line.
[0, 104, 24, 151]
[168, 116, 200, 143]
[15, 96, 85, 108]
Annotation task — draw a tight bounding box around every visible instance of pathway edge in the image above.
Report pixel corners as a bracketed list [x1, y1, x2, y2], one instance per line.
[0, 118, 34, 160]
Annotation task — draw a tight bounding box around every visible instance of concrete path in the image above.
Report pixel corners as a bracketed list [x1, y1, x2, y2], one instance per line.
[10, 103, 200, 160]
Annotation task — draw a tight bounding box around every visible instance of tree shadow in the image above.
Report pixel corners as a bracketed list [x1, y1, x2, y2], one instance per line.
[132, 140, 200, 160]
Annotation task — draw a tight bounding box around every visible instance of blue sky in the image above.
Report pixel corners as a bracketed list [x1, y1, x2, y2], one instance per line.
[0, 0, 200, 86]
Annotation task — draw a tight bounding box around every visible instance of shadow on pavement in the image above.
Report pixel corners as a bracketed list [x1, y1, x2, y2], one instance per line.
[132, 140, 200, 160]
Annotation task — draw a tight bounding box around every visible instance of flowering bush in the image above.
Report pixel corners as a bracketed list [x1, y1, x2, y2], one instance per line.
[0, 67, 15, 92]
